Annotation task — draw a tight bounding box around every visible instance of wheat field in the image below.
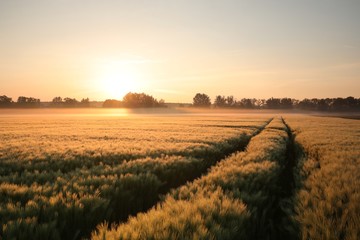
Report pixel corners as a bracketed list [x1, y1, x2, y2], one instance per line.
[0, 111, 359, 239]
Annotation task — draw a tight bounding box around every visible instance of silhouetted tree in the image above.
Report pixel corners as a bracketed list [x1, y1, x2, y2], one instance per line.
[123, 92, 162, 108]
[345, 96, 358, 109]
[292, 99, 300, 108]
[17, 96, 40, 107]
[239, 98, 255, 108]
[51, 96, 63, 107]
[213, 95, 236, 108]
[0, 95, 13, 107]
[214, 95, 227, 108]
[52, 96, 63, 103]
[17, 96, 27, 104]
[298, 98, 316, 110]
[63, 97, 78, 107]
[80, 98, 90, 107]
[103, 99, 123, 108]
[226, 96, 235, 107]
[255, 99, 266, 108]
[193, 93, 211, 107]
[295, 97, 360, 111]
[159, 99, 166, 106]
[280, 98, 293, 109]
[266, 98, 281, 109]
[317, 99, 329, 111]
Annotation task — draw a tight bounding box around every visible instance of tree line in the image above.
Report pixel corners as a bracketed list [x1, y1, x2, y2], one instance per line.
[0, 92, 165, 108]
[0, 95, 42, 108]
[0, 95, 90, 108]
[193, 93, 360, 111]
[51, 97, 90, 107]
[1, 93, 359, 111]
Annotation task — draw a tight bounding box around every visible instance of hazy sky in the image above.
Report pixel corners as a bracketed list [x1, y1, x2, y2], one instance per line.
[1, 0, 359, 102]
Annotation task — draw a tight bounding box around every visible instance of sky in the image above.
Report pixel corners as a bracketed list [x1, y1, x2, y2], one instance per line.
[1, 0, 359, 103]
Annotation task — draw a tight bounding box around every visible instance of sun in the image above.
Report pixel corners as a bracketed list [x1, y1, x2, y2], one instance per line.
[102, 67, 138, 99]
[97, 61, 141, 99]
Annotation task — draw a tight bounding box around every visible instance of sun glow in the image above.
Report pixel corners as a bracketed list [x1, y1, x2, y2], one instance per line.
[97, 60, 142, 99]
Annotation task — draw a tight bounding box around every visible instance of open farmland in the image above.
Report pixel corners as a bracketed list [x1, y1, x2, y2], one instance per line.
[284, 116, 360, 240]
[0, 111, 270, 239]
[93, 117, 291, 239]
[0, 110, 359, 240]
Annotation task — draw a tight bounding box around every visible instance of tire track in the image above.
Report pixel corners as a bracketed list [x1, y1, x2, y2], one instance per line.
[270, 117, 300, 239]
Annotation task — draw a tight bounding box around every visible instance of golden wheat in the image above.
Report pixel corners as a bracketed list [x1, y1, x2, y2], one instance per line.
[285, 115, 360, 240]
[0, 114, 270, 239]
[92, 117, 290, 239]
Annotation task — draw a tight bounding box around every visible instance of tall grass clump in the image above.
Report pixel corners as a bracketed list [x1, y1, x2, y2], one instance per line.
[285, 116, 360, 240]
[92, 117, 293, 239]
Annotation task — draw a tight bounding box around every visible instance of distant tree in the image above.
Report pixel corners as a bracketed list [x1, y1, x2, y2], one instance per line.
[17, 96, 40, 107]
[52, 96, 63, 103]
[0, 95, 12, 103]
[292, 99, 300, 108]
[158, 99, 166, 107]
[226, 96, 235, 107]
[0, 95, 13, 107]
[325, 97, 360, 111]
[29, 97, 40, 103]
[17, 96, 27, 104]
[239, 98, 255, 108]
[280, 98, 293, 109]
[103, 99, 122, 108]
[345, 96, 358, 109]
[214, 95, 227, 108]
[193, 93, 211, 107]
[51, 96, 63, 107]
[213, 95, 237, 108]
[298, 98, 316, 110]
[123, 92, 161, 108]
[317, 99, 329, 111]
[266, 98, 281, 109]
[80, 98, 90, 107]
[63, 97, 78, 107]
[255, 99, 266, 109]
